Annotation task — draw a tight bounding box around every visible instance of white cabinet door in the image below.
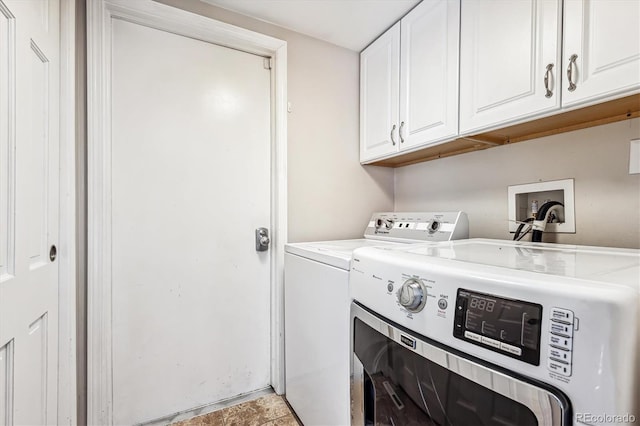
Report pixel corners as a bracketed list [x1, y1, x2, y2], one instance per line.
[459, 0, 562, 135]
[360, 22, 400, 162]
[562, 0, 640, 108]
[400, 0, 459, 150]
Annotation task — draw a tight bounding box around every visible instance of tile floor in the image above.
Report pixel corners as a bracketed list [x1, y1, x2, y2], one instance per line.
[172, 394, 300, 426]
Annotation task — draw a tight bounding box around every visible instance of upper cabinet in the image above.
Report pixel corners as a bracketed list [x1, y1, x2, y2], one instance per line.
[361, 0, 640, 166]
[360, 22, 400, 161]
[562, 0, 640, 107]
[360, 1, 460, 163]
[400, 0, 460, 150]
[459, 0, 562, 135]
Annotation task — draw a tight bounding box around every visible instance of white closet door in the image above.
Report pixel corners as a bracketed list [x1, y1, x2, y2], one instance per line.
[110, 18, 272, 425]
[0, 0, 60, 424]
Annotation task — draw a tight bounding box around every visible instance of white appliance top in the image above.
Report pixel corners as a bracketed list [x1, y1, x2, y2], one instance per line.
[285, 211, 469, 270]
[380, 238, 640, 289]
[286, 238, 403, 270]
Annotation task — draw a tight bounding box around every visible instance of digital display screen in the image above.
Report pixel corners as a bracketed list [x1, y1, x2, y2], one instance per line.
[454, 289, 542, 365]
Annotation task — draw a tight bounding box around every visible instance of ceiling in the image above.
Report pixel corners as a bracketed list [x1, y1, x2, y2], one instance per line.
[200, 0, 421, 51]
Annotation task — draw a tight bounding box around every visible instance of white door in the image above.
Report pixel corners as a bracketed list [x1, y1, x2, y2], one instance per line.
[562, 0, 640, 107]
[360, 22, 400, 163]
[399, 0, 459, 150]
[109, 18, 272, 425]
[459, 0, 562, 134]
[0, 0, 60, 425]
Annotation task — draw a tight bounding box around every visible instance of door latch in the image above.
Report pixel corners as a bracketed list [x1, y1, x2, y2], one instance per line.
[255, 228, 270, 251]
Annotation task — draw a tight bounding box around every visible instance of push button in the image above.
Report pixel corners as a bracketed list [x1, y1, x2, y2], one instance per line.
[549, 322, 572, 337]
[453, 322, 463, 336]
[548, 333, 572, 350]
[548, 359, 572, 376]
[455, 298, 467, 317]
[551, 308, 574, 325]
[500, 342, 522, 356]
[548, 347, 571, 363]
[480, 336, 501, 349]
[464, 331, 482, 343]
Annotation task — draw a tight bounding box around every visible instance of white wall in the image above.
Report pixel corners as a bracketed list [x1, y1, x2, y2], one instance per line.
[155, 0, 395, 243]
[395, 118, 640, 248]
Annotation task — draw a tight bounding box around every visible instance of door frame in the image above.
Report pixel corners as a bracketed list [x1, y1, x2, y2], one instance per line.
[86, 1, 288, 424]
[58, 0, 78, 424]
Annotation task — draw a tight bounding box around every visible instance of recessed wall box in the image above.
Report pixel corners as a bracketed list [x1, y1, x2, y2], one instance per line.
[508, 179, 575, 233]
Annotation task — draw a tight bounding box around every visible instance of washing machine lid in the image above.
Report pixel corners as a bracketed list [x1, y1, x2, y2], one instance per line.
[403, 239, 640, 289]
[285, 239, 406, 270]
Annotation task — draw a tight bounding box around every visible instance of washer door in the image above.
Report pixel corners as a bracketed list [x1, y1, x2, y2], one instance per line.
[350, 303, 570, 426]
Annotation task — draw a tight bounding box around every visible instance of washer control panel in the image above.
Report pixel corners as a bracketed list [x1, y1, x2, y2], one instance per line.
[364, 211, 468, 242]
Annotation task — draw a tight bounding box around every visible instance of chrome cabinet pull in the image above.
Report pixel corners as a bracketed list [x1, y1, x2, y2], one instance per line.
[544, 63, 554, 98]
[567, 54, 578, 92]
[390, 124, 397, 145]
[399, 121, 405, 143]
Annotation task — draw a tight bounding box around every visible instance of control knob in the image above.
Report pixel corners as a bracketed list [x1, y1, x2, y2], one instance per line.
[397, 278, 427, 312]
[375, 218, 394, 230]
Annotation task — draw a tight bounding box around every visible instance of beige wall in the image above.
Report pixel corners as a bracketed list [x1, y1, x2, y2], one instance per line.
[395, 118, 640, 248]
[155, 0, 395, 243]
[153, 1, 640, 248]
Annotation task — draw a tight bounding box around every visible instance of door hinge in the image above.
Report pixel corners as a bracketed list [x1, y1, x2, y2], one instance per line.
[263, 58, 273, 70]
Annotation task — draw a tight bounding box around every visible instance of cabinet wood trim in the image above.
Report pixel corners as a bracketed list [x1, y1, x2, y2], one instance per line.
[368, 93, 640, 167]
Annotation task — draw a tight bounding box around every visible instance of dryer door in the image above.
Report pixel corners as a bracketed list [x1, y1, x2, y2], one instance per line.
[350, 303, 570, 426]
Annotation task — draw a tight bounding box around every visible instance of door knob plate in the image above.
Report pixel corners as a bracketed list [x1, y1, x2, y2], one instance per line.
[255, 228, 270, 252]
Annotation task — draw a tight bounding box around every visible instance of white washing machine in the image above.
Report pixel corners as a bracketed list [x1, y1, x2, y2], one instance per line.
[284, 212, 468, 426]
[350, 239, 640, 425]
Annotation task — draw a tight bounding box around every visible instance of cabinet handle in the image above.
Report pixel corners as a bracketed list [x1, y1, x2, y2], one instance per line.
[399, 121, 405, 143]
[567, 54, 578, 92]
[390, 124, 397, 145]
[544, 63, 554, 98]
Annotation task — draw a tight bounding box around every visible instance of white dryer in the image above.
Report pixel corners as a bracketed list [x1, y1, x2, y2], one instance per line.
[350, 239, 640, 425]
[284, 212, 468, 426]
